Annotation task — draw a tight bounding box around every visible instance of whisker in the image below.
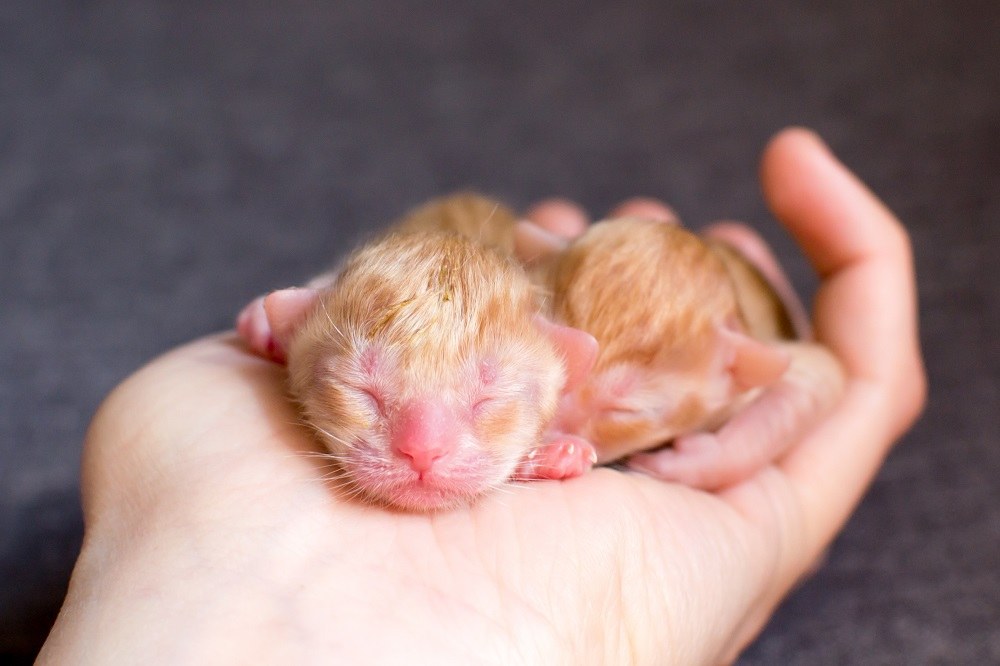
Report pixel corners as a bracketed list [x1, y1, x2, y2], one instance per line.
[294, 450, 337, 459]
[476, 202, 501, 245]
[309, 424, 356, 450]
[319, 298, 346, 340]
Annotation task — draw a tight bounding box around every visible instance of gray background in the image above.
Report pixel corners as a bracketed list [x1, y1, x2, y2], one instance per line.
[2, 1, 997, 662]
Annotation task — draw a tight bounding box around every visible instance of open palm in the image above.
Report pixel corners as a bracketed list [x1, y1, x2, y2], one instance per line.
[41, 129, 925, 665]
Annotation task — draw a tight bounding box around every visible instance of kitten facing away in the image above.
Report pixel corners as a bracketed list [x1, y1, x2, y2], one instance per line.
[523, 215, 844, 489]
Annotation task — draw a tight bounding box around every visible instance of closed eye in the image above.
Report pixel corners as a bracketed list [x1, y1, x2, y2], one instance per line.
[357, 387, 385, 415]
[472, 396, 495, 416]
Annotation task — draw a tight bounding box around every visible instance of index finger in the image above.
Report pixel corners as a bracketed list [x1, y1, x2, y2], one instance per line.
[524, 198, 590, 238]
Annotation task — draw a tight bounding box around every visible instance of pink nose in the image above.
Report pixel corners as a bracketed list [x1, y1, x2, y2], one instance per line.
[391, 400, 458, 473]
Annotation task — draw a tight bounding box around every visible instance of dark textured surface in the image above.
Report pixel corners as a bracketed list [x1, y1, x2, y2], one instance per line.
[2, 1, 997, 662]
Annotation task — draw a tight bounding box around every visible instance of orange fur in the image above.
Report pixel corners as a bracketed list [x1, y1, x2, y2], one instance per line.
[549, 218, 739, 372]
[284, 194, 569, 508]
[544, 217, 796, 462]
[592, 416, 656, 447]
[289, 229, 561, 427]
[392, 192, 518, 253]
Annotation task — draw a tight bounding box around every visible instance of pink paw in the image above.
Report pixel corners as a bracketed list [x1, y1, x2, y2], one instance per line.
[235, 296, 286, 363]
[516, 434, 597, 481]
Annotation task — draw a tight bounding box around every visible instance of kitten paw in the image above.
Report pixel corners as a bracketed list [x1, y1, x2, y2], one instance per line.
[516, 434, 597, 480]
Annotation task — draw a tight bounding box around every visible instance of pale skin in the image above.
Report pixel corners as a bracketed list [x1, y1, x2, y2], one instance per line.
[38, 128, 925, 665]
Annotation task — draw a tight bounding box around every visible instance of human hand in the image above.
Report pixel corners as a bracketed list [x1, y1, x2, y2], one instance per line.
[39, 128, 925, 665]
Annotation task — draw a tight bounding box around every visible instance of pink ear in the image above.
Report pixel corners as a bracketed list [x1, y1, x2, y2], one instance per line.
[532, 315, 598, 393]
[263, 288, 320, 353]
[513, 220, 569, 264]
[719, 327, 791, 391]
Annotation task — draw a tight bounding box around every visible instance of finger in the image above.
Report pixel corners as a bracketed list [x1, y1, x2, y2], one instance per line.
[627, 434, 740, 490]
[524, 198, 590, 239]
[761, 128, 908, 279]
[607, 197, 679, 223]
[760, 125, 926, 492]
[512, 220, 568, 264]
[236, 296, 274, 359]
[761, 128, 925, 410]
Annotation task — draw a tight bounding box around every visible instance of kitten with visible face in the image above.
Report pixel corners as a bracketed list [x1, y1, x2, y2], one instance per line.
[237, 194, 597, 510]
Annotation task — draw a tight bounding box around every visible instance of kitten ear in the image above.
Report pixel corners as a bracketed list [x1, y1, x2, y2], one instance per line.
[532, 315, 598, 393]
[263, 288, 320, 356]
[718, 325, 791, 391]
[513, 220, 570, 264]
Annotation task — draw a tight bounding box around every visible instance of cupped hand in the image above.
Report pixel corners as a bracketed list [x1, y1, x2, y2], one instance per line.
[39, 128, 925, 665]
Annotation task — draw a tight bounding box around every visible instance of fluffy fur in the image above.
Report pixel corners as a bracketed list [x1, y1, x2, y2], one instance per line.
[543, 217, 797, 462]
[285, 197, 566, 509]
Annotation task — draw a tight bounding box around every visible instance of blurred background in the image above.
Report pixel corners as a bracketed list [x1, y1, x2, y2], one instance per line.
[1, 1, 997, 662]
